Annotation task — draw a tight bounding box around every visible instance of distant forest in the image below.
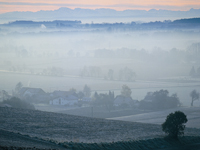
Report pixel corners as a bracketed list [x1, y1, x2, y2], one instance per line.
[1, 18, 200, 30]
[0, 41, 200, 79]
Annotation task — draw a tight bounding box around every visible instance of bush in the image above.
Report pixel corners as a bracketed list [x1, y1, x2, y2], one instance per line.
[2, 97, 35, 110]
[162, 111, 187, 138]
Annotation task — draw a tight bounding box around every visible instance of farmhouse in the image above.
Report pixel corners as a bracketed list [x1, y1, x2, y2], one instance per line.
[50, 90, 69, 98]
[49, 95, 79, 106]
[18, 87, 48, 103]
[82, 97, 91, 102]
[19, 87, 46, 97]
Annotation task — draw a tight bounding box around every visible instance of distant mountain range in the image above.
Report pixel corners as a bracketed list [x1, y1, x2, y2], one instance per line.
[0, 7, 200, 23]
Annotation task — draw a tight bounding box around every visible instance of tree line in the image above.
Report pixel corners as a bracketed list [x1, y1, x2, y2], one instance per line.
[80, 66, 136, 82]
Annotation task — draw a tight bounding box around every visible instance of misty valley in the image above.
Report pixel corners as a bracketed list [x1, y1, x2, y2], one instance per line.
[0, 19, 200, 104]
[0, 12, 200, 149]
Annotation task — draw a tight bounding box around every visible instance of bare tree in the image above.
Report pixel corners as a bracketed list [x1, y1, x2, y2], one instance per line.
[190, 90, 199, 106]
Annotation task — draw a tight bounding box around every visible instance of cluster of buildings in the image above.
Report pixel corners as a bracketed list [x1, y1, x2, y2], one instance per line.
[14, 87, 140, 108]
[17, 87, 88, 107]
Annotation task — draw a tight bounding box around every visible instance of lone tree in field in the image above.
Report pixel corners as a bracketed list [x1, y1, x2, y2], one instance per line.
[162, 111, 188, 138]
[190, 90, 199, 106]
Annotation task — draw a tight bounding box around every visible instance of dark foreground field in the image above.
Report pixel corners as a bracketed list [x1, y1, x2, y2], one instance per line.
[0, 107, 200, 149]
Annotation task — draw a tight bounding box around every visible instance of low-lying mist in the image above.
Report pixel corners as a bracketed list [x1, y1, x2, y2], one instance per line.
[0, 19, 200, 107]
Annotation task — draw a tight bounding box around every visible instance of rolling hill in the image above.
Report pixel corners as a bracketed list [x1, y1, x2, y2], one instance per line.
[0, 107, 200, 149]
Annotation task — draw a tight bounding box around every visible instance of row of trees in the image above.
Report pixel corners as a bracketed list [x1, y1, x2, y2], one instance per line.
[105, 67, 136, 81]
[51, 85, 200, 109]
[93, 43, 200, 64]
[92, 91, 115, 111]
[118, 67, 136, 81]
[91, 88, 199, 111]
[80, 66, 136, 81]
[90, 86, 183, 111]
[70, 84, 92, 100]
[42, 67, 64, 76]
[80, 66, 102, 78]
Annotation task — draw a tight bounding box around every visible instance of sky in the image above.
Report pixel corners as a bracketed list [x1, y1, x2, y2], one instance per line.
[0, 0, 200, 14]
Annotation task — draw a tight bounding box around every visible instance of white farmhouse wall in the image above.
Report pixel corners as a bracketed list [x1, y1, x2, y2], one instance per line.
[49, 97, 78, 106]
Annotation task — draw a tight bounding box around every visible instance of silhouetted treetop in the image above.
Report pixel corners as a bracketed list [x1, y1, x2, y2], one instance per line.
[162, 111, 188, 138]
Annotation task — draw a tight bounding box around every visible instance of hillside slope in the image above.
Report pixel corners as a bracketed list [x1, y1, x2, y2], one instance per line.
[0, 107, 200, 149]
[0, 107, 165, 143]
[0, 129, 66, 149]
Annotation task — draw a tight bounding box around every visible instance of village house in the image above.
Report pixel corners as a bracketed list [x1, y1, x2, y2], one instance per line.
[19, 87, 46, 98]
[49, 94, 79, 106]
[18, 87, 48, 103]
[82, 97, 91, 102]
[50, 90, 69, 98]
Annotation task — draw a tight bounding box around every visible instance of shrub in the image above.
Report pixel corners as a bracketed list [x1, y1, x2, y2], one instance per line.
[140, 90, 180, 110]
[2, 97, 35, 110]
